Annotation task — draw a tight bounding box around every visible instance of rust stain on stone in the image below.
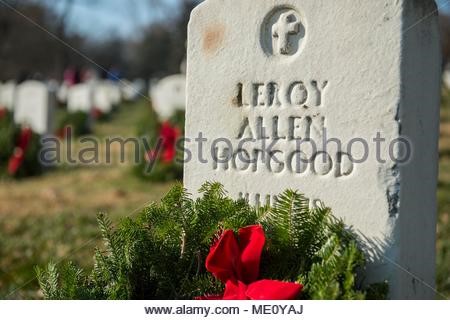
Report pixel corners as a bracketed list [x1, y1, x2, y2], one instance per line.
[202, 23, 225, 55]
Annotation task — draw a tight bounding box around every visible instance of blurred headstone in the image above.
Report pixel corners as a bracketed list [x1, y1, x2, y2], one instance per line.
[94, 81, 121, 114]
[0, 81, 16, 111]
[67, 83, 94, 113]
[151, 74, 186, 120]
[121, 79, 146, 102]
[47, 80, 59, 93]
[108, 81, 122, 106]
[57, 83, 69, 104]
[14, 80, 55, 134]
[443, 69, 450, 89]
[120, 79, 135, 101]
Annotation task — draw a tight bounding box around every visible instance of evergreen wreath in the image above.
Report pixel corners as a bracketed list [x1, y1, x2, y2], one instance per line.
[134, 109, 184, 182]
[0, 109, 42, 178]
[37, 182, 388, 300]
[0, 109, 16, 176]
[57, 111, 91, 138]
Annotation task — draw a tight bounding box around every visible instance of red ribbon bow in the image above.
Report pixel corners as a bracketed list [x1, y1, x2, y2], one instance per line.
[199, 225, 303, 300]
[159, 121, 180, 164]
[0, 107, 7, 120]
[8, 127, 33, 176]
[91, 107, 104, 120]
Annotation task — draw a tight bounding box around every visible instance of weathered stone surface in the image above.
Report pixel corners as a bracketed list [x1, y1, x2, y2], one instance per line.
[185, 0, 441, 299]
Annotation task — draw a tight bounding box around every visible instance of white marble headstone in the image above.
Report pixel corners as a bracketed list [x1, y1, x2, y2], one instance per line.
[151, 74, 186, 120]
[0, 81, 16, 111]
[108, 81, 122, 106]
[185, 0, 441, 299]
[57, 82, 69, 103]
[14, 80, 54, 134]
[67, 83, 93, 113]
[121, 79, 146, 101]
[120, 80, 135, 101]
[93, 81, 119, 114]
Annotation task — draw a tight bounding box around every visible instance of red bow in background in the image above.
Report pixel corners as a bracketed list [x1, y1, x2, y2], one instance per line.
[0, 107, 7, 120]
[199, 225, 303, 300]
[91, 107, 104, 120]
[56, 125, 71, 139]
[159, 121, 180, 164]
[8, 127, 33, 176]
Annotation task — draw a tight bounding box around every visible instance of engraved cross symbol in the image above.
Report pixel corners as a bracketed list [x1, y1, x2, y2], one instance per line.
[272, 11, 300, 55]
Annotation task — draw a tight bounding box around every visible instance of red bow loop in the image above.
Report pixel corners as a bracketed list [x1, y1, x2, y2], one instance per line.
[237, 225, 265, 283]
[201, 225, 303, 300]
[205, 229, 241, 283]
[0, 107, 7, 119]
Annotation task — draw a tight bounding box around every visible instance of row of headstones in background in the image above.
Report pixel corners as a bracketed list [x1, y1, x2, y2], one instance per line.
[184, 0, 441, 299]
[150, 74, 186, 120]
[66, 81, 122, 114]
[121, 79, 146, 102]
[0, 79, 125, 134]
[65, 79, 147, 113]
[66, 79, 146, 120]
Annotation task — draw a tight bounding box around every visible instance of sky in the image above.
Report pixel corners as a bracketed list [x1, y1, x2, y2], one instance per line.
[38, 0, 450, 40]
[438, 0, 450, 13]
[40, 0, 179, 40]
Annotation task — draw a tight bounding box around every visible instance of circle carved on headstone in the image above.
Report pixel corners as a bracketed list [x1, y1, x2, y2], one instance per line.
[261, 6, 305, 57]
